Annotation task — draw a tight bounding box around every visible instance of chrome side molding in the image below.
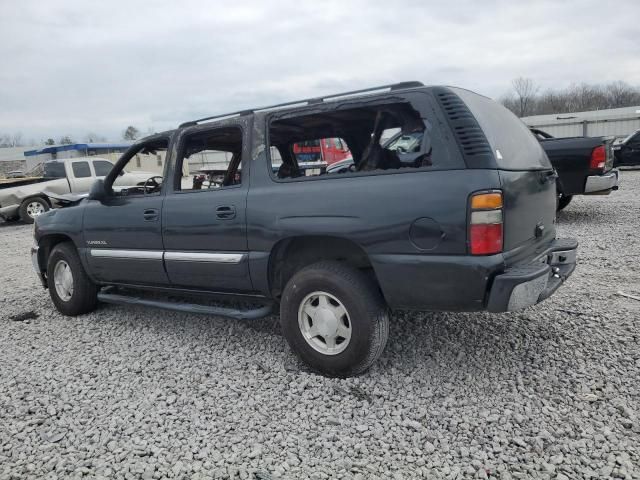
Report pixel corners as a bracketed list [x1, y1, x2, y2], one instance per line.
[89, 249, 246, 264]
[90, 249, 163, 260]
[164, 252, 246, 264]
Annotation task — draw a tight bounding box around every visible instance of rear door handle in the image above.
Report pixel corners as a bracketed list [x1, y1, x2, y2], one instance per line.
[216, 205, 236, 219]
[143, 208, 159, 221]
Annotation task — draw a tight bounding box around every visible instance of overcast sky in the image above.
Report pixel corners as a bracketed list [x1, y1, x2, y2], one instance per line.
[1, 0, 639, 144]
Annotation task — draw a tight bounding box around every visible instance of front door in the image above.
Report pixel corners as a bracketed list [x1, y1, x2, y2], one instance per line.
[161, 125, 252, 292]
[83, 135, 171, 285]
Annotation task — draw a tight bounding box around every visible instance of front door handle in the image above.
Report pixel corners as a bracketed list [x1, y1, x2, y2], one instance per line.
[216, 205, 236, 219]
[143, 208, 159, 221]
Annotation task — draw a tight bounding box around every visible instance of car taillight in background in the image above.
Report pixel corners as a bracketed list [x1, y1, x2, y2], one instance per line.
[590, 145, 606, 171]
[469, 191, 503, 255]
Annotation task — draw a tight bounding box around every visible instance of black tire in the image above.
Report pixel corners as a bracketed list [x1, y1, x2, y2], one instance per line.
[557, 194, 573, 211]
[19, 197, 49, 223]
[280, 261, 389, 377]
[47, 242, 98, 316]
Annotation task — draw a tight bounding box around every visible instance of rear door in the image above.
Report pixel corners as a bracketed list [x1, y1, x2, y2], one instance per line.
[41, 161, 72, 195]
[449, 88, 557, 260]
[68, 159, 96, 192]
[161, 124, 252, 292]
[92, 159, 116, 178]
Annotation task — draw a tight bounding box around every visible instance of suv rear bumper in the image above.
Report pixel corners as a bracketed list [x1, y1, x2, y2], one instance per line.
[487, 238, 577, 312]
[584, 170, 619, 194]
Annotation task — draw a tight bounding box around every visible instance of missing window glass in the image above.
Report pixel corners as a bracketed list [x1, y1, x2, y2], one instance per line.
[175, 127, 243, 191]
[268, 101, 431, 180]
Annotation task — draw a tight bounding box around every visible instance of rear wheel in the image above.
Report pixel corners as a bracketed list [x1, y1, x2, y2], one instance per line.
[19, 197, 49, 223]
[47, 242, 98, 316]
[280, 261, 389, 377]
[557, 193, 573, 211]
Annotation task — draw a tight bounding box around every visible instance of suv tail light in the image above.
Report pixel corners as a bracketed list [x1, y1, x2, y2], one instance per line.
[590, 145, 606, 171]
[469, 191, 503, 255]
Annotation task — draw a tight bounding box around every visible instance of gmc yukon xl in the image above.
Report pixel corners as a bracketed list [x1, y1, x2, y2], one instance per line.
[31, 82, 578, 376]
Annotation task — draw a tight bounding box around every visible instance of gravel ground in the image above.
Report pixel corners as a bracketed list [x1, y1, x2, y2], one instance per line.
[1, 172, 639, 480]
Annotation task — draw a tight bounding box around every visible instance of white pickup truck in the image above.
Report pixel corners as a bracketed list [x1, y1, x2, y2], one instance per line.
[0, 157, 152, 223]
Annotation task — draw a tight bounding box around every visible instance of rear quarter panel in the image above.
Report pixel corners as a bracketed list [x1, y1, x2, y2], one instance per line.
[247, 163, 502, 309]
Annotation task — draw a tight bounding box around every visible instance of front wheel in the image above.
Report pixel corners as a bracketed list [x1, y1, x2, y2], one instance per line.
[47, 242, 98, 316]
[280, 261, 389, 377]
[19, 197, 49, 223]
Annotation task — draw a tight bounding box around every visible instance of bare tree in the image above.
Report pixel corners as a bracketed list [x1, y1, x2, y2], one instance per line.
[564, 83, 606, 112]
[501, 79, 640, 116]
[0, 132, 24, 147]
[511, 77, 539, 117]
[536, 89, 566, 115]
[605, 81, 640, 108]
[59, 135, 73, 145]
[10, 132, 23, 147]
[84, 132, 107, 143]
[123, 126, 140, 141]
[499, 94, 519, 116]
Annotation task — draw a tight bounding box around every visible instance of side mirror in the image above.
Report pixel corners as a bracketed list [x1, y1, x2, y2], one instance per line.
[88, 179, 107, 201]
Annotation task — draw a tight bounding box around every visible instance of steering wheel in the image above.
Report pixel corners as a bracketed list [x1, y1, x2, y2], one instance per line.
[143, 176, 163, 194]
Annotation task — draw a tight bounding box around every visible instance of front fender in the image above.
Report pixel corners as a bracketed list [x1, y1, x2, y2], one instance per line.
[34, 204, 88, 279]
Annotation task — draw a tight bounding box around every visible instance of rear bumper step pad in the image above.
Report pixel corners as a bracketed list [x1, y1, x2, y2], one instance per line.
[487, 237, 578, 312]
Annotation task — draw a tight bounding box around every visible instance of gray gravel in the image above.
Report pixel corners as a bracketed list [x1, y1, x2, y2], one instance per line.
[1, 172, 640, 480]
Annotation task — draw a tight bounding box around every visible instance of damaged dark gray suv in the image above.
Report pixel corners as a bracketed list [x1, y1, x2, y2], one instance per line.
[31, 81, 578, 376]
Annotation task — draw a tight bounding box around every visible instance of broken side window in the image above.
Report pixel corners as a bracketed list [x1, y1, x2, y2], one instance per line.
[174, 127, 243, 191]
[268, 101, 431, 180]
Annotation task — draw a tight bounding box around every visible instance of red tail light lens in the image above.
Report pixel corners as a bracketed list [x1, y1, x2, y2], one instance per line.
[469, 192, 503, 255]
[590, 145, 606, 171]
[470, 223, 504, 255]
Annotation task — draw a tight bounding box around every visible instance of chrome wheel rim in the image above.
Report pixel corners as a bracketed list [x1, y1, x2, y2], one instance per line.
[53, 260, 74, 301]
[298, 291, 351, 355]
[26, 201, 45, 218]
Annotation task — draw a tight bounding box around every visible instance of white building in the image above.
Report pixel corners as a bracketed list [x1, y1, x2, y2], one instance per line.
[522, 105, 640, 139]
[0, 147, 30, 176]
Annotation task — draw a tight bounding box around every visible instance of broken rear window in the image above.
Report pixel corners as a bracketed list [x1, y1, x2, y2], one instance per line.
[268, 101, 434, 180]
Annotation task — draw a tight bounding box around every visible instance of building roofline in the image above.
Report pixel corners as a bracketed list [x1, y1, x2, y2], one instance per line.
[24, 143, 132, 157]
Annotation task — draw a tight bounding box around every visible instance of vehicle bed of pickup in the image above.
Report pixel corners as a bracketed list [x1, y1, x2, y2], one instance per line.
[533, 130, 619, 197]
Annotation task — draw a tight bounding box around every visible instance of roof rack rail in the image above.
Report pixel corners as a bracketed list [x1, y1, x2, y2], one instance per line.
[178, 80, 424, 128]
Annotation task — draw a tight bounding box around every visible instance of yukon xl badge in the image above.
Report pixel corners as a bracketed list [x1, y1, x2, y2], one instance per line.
[87, 240, 108, 246]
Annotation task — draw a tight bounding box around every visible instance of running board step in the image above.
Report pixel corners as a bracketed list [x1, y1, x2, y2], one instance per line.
[97, 291, 273, 320]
